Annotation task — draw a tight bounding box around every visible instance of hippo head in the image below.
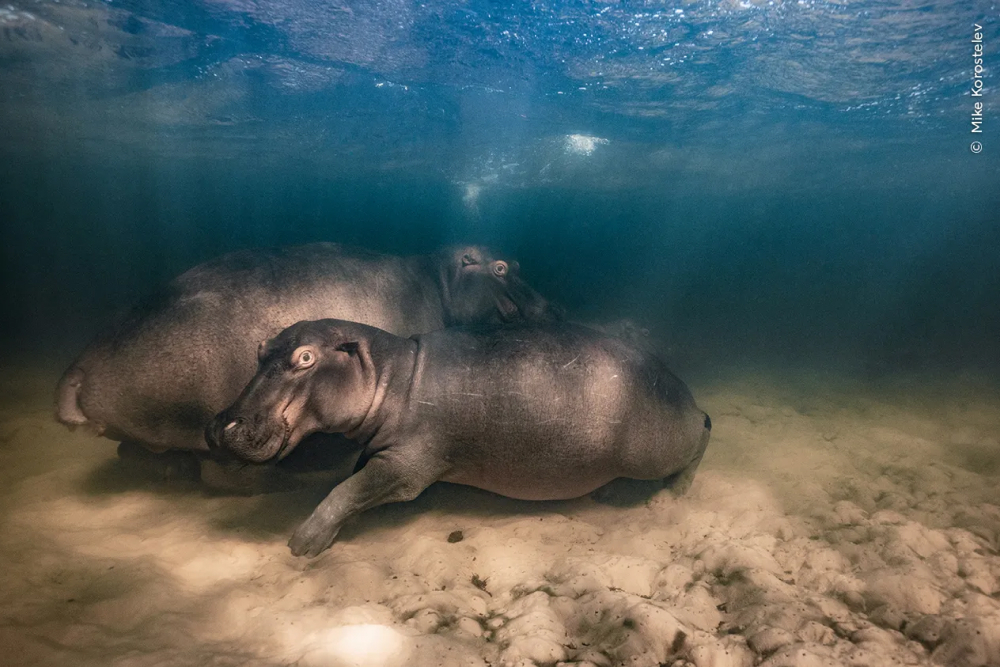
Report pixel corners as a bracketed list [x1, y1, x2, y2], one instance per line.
[206, 320, 376, 464]
[437, 246, 562, 326]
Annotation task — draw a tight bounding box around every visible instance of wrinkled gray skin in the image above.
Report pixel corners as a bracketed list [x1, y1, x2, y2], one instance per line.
[55, 244, 557, 455]
[207, 319, 712, 558]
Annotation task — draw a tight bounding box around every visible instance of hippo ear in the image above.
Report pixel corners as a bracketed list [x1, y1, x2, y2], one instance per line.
[336, 342, 359, 356]
[457, 247, 482, 268]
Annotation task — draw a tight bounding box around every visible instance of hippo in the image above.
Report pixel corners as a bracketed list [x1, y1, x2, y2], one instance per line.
[207, 319, 712, 557]
[55, 244, 557, 459]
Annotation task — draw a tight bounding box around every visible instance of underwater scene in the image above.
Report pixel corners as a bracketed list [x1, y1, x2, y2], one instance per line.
[1, 0, 1000, 665]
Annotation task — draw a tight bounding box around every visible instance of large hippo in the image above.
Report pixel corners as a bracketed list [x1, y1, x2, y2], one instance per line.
[207, 319, 712, 557]
[55, 243, 557, 456]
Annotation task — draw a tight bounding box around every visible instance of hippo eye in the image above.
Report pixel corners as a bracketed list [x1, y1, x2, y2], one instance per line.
[293, 347, 316, 369]
[461, 253, 477, 267]
[492, 261, 508, 277]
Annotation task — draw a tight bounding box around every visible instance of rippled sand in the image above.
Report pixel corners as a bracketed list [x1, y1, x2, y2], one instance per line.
[2, 364, 999, 667]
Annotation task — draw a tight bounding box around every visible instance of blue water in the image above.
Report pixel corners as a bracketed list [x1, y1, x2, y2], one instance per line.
[0, 0, 998, 370]
[2, 5, 1000, 666]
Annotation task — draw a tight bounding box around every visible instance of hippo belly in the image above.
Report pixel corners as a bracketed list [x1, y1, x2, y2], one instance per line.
[439, 433, 625, 501]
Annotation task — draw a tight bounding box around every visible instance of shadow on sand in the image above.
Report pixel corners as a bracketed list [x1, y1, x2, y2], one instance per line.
[76, 440, 674, 550]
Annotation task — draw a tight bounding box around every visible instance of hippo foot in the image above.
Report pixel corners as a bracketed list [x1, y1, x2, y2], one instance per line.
[590, 477, 665, 507]
[289, 516, 342, 558]
[116, 441, 201, 483]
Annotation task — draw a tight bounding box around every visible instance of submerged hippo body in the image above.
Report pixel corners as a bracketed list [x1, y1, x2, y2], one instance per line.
[56, 244, 555, 454]
[208, 320, 712, 557]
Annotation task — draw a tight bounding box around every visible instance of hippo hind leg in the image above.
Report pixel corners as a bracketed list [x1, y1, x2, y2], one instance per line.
[661, 449, 705, 497]
[663, 423, 711, 497]
[591, 450, 705, 507]
[594, 422, 710, 505]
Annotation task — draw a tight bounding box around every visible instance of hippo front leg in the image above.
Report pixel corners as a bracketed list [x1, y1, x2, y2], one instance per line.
[289, 448, 444, 558]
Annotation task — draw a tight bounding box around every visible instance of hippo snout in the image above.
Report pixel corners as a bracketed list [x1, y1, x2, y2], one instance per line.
[206, 412, 248, 453]
[206, 409, 287, 464]
[205, 413, 227, 451]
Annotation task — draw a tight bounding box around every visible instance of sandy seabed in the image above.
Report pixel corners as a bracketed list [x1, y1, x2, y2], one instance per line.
[1, 363, 999, 667]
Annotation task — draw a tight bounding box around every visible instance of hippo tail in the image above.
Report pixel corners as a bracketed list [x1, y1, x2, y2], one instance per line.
[55, 367, 90, 428]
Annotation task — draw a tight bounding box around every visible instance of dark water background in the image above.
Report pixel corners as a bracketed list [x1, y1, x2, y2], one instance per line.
[1, 0, 998, 375]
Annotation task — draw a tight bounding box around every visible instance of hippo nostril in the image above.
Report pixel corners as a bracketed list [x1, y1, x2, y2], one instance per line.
[704, 413, 712, 431]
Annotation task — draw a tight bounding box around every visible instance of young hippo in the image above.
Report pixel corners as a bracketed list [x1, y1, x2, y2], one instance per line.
[208, 319, 712, 557]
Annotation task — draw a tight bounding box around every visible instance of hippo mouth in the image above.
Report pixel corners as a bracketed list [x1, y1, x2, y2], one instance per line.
[262, 409, 293, 462]
[234, 403, 296, 464]
[232, 427, 288, 464]
[273, 435, 294, 462]
[217, 389, 311, 464]
[496, 294, 520, 322]
[502, 275, 561, 322]
[272, 395, 309, 462]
